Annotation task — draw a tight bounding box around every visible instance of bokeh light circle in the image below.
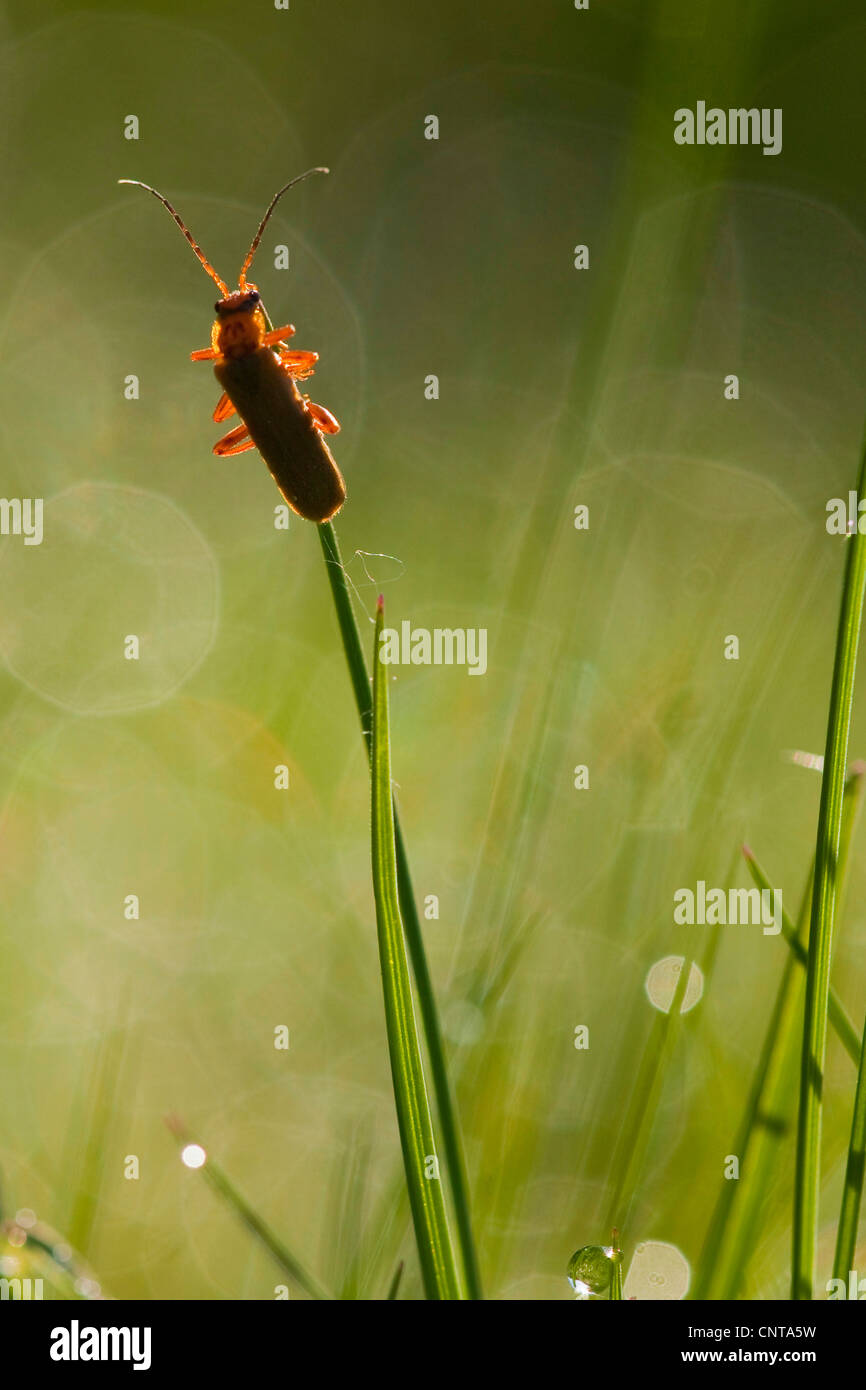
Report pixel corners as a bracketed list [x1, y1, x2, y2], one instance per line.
[0, 482, 219, 714]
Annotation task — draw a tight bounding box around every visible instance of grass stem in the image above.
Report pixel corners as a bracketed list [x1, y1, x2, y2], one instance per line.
[165, 1115, 333, 1301]
[370, 596, 462, 1298]
[792, 421, 866, 1300]
[317, 520, 482, 1298]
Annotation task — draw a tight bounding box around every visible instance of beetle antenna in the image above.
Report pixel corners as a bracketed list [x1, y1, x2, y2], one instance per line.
[118, 179, 229, 295]
[238, 167, 329, 289]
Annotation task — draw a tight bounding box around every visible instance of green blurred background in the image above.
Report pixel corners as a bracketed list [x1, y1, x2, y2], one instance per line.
[0, 0, 865, 1299]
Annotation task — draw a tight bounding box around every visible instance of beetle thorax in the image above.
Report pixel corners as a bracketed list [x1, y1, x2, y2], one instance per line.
[212, 289, 266, 360]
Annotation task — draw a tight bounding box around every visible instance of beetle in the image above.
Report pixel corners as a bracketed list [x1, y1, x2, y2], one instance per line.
[119, 168, 346, 523]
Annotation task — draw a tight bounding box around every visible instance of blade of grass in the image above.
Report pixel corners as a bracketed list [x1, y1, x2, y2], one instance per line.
[604, 941, 695, 1233]
[165, 1115, 333, 1301]
[6, 1217, 105, 1300]
[370, 595, 462, 1300]
[340, 911, 541, 1298]
[693, 860, 812, 1300]
[328, 1116, 373, 1301]
[745, 848, 860, 1064]
[829, 760, 866, 1286]
[793, 420, 866, 1300]
[604, 849, 738, 1235]
[340, 1168, 406, 1300]
[66, 996, 129, 1256]
[64, 1035, 114, 1253]
[386, 1259, 405, 1300]
[833, 1012, 866, 1281]
[610, 1230, 623, 1300]
[695, 767, 865, 1301]
[318, 520, 481, 1298]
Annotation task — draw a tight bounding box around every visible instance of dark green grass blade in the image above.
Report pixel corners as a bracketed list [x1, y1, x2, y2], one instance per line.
[386, 1260, 405, 1300]
[370, 596, 462, 1300]
[318, 520, 481, 1298]
[793, 420, 866, 1300]
[746, 848, 860, 1064]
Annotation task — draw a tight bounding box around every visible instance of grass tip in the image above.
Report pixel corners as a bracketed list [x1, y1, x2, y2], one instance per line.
[164, 1112, 189, 1142]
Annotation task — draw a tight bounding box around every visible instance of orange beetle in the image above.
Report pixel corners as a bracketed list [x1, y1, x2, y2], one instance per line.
[120, 169, 346, 522]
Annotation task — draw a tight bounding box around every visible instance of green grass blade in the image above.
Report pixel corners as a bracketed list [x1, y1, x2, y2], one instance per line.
[695, 769, 864, 1301]
[604, 944, 695, 1232]
[165, 1116, 333, 1301]
[3, 1216, 106, 1300]
[836, 759, 866, 919]
[65, 1011, 126, 1256]
[386, 1260, 405, 1300]
[793, 422, 866, 1300]
[328, 1116, 373, 1300]
[610, 1231, 623, 1299]
[318, 520, 482, 1298]
[745, 849, 860, 1064]
[370, 596, 462, 1300]
[693, 860, 810, 1300]
[833, 1012, 866, 1281]
[604, 851, 738, 1235]
[317, 521, 374, 752]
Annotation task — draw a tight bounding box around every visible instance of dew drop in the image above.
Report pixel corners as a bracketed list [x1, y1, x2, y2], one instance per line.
[567, 1244, 613, 1298]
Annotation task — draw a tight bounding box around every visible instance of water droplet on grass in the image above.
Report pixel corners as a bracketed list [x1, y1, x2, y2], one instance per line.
[567, 1244, 613, 1298]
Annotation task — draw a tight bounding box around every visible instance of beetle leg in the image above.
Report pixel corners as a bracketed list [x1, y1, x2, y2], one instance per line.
[261, 323, 296, 346]
[214, 422, 255, 456]
[218, 438, 256, 456]
[279, 348, 318, 381]
[213, 391, 237, 423]
[191, 346, 219, 361]
[307, 400, 341, 435]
